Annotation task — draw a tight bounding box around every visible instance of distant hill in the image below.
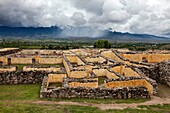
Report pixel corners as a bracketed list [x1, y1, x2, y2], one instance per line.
[102, 31, 170, 43]
[0, 26, 62, 37]
[0, 26, 170, 43]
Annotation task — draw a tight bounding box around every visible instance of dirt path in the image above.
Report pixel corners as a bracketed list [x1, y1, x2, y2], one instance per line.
[94, 96, 170, 110]
[1, 96, 170, 110]
[33, 96, 170, 110]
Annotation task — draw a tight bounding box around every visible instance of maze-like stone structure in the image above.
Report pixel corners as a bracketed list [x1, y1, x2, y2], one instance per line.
[0, 48, 170, 99]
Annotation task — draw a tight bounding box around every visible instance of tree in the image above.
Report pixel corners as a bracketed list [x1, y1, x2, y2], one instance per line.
[48, 44, 54, 49]
[41, 45, 46, 49]
[94, 40, 112, 48]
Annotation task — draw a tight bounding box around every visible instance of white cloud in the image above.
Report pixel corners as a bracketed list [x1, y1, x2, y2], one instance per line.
[71, 12, 87, 26]
[0, 0, 170, 35]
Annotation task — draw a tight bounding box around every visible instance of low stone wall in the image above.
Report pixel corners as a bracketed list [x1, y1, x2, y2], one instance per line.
[0, 71, 51, 84]
[11, 57, 33, 64]
[48, 74, 67, 83]
[0, 66, 16, 73]
[120, 53, 170, 63]
[85, 56, 106, 63]
[105, 78, 153, 94]
[0, 48, 21, 56]
[93, 69, 118, 79]
[68, 82, 98, 88]
[69, 70, 88, 78]
[105, 76, 143, 82]
[112, 66, 140, 77]
[39, 57, 63, 64]
[40, 77, 150, 99]
[23, 66, 62, 72]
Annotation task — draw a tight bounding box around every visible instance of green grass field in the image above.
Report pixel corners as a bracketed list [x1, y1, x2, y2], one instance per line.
[0, 84, 40, 100]
[0, 84, 149, 104]
[0, 84, 169, 113]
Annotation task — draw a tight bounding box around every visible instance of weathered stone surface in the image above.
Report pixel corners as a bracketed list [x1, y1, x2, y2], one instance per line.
[157, 60, 170, 86]
[0, 71, 51, 84]
[40, 86, 149, 99]
[140, 60, 170, 87]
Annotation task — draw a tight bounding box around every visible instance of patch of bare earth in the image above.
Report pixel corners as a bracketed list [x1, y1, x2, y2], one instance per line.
[157, 83, 170, 98]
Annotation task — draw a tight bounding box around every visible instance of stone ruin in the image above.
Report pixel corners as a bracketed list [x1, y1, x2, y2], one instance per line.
[0, 48, 170, 99]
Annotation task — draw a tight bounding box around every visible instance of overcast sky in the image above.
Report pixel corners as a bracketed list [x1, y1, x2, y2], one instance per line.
[0, 0, 170, 35]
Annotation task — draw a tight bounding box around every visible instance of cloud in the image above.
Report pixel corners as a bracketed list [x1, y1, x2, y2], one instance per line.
[71, 0, 104, 15]
[71, 12, 86, 26]
[0, 0, 75, 27]
[0, 0, 170, 36]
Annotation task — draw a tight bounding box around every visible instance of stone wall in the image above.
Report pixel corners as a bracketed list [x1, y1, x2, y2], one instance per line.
[140, 60, 170, 87]
[101, 50, 123, 62]
[40, 76, 150, 99]
[39, 57, 63, 64]
[11, 58, 33, 64]
[120, 54, 143, 62]
[23, 66, 61, 72]
[76, 56, 86, 65]
[0, 66, 16, 73]
[67, 78, 98, 88]
[0, 48, 21, 56]
[101, 50, 145, 67]
[132, 67, 157, 94]
[63, 55, 88, 78]
[68, 82, 98, 88]
[157, 60, 170, 86]
[48, 74, 67, 83]
[69, 70, 88, 78]
[0, 71, 51, 84]
[66, 55, 77, 63]
[85, 56, 106, 63]
[92, 69, 118, 79]
[112, 66, 140, 77]
[121, 53, 170, 63]
[66, 55, 85, 66]
[105, 78, 153, 94]
[0, 57, 8, 65]
[63, 56, 71, 75]
[147, 54, 170, 63]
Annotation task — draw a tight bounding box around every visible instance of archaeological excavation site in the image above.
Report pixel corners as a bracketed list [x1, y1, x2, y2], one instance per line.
[0, 48, 170, 99]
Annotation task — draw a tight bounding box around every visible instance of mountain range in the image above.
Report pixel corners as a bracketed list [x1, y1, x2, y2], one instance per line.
[0, 26, 170, 43]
